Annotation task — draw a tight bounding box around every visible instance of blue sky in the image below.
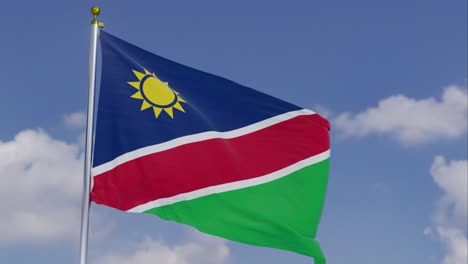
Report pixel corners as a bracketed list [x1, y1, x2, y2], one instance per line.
[0, 1, 466, 264]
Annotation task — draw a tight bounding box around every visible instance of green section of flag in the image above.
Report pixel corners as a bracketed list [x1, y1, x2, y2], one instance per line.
[145, 159, 329, 264]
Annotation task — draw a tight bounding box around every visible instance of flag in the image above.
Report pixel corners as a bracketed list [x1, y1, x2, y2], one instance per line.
[91, 30, 330, 263]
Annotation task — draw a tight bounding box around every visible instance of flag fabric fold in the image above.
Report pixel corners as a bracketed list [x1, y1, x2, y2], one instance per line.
[91, 30, 330, 264]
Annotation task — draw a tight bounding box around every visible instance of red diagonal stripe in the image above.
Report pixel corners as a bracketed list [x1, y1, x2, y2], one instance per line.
[91, 114, 329, 211]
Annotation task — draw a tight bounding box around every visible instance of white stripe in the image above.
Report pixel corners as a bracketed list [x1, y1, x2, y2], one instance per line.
[127, 149, 330, 213]
[92, 109, 315, 176]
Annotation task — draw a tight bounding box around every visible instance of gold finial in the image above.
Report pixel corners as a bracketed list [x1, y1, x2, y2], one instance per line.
[91, 6, 100, 16]
[90, 6, 104, 28]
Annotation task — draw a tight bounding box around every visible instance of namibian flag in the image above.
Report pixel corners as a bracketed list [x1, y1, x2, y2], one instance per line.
[91, 30, 330, 264]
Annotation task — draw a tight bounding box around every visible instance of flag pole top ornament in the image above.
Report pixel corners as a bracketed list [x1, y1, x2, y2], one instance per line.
[90, 6, 104, 28]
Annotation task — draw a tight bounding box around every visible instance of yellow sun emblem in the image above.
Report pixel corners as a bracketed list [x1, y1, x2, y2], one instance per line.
[128, 68, 187, 119]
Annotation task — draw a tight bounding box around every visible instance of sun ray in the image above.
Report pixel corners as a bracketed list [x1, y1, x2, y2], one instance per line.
[153, 107, 162, 118]
[164, 107, 174, 118]
[141, 100, 152, 110]
[173, 102, 185, 112]
[131, 91, 143, 99]
[128, 82, 141, 90]
[178, 97, 186, 103]
[132, 70, 146, 81]
[143, 68, 151, 75]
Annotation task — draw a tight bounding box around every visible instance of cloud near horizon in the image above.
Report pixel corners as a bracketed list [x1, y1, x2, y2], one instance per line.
[94, 232, 230, 264]
[333, 85, 467, 144]
[0, 129, 83, 243]
[430, 156, 467, 264]
[63, 111, 87, 130]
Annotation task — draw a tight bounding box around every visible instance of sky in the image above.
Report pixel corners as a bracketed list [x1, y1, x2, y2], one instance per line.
[0, 1, 466, 264]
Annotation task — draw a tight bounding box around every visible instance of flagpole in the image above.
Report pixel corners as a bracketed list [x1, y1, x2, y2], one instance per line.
[79, 7, 103, 264]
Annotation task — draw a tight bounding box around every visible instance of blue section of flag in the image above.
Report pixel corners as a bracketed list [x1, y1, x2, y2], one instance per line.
[94, 31, 302, 167]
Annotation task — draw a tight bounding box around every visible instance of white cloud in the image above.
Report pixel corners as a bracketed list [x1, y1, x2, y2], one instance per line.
[431, 156, 468, 225]
[437, 227, 467, 264]
[0, 129, 83, 242]
[95, 233, 230, 264]
[313, 105, 333, 119]
[430, 156, 467, 264]
[64, 111, 86, 130]
[423, 227, 434, 238]
[334, 85, 468, 144]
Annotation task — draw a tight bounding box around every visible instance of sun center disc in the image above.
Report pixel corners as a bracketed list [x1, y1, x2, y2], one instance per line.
[141, 76, 177, 107]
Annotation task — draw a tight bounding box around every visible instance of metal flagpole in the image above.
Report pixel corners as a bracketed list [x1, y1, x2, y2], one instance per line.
[79, 6, 103, 264]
